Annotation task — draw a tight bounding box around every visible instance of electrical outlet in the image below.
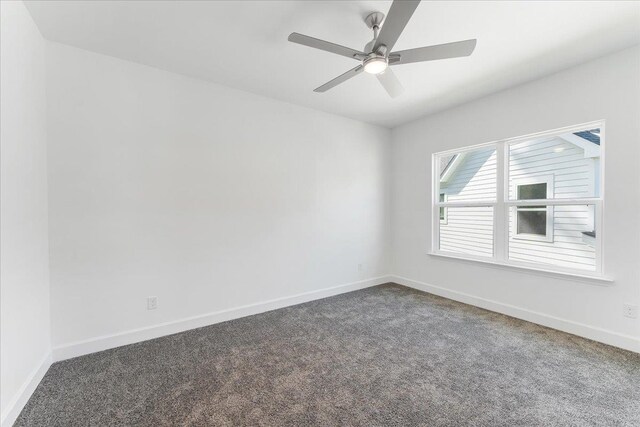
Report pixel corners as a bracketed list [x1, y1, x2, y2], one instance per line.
[623, 304, 638, 319]
[358, 263, 363, 272]
[147, 296, 158, 310]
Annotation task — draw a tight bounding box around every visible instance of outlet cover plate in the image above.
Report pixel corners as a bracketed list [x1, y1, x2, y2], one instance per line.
[623, 304, 638, 319]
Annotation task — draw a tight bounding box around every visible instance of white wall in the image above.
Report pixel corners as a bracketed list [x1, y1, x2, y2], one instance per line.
[0, 1, 51, 425]
[45, 42, 391, 354]
[391, 46, 640, 351]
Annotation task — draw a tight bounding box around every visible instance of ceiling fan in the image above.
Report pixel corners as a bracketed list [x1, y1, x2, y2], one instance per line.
[288, 0, 476, 98]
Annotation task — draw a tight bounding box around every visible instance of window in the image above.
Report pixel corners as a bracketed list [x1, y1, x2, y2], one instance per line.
[433, 122, 603, 276]
[513, 177, 553, 242]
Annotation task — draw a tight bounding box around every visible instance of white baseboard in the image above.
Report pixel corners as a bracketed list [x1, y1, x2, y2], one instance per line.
[53, 275, 393, 362]
[392, 275, 639, 354]
[1, 351, 52, 427]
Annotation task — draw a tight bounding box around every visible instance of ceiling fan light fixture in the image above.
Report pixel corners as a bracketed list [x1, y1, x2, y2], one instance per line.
[363, 56, 388, 74]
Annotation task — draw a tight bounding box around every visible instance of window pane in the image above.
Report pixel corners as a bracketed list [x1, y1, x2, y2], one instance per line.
[439, 146, 497, 202]
[439, 206, 493, 257]
[518, 183, 547, 200]
[509, 205, 596, 271]
[517, 210, 546, 235]
[509, 127, 601, 199]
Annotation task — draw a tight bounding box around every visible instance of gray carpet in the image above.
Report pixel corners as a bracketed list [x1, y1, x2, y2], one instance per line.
[15, 284, 640, 426]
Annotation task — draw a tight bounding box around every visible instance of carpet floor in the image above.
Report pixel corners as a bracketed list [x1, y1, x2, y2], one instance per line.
[15, 284, 640, 426]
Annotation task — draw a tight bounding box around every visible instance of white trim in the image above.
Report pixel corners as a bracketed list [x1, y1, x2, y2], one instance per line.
[391, 275, 638, 354]
[52, 275, 393, 362]
[432, 120, 604, 158]
[1, 352, 52, 427]
[558, 133, 601, 158]
[429, 250, 611, 283]
[437, 199, 601, 207]
[494, 144, 506, 260]
[503, 198, 601, 206]
[436, 201, 496, 208]
[595, 123, 605, 274]
[432, 153, 440, 254]
[435, 143, 497, 161]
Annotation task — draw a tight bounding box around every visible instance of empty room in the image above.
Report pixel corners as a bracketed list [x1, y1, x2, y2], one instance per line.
[2, 0, 639, 425]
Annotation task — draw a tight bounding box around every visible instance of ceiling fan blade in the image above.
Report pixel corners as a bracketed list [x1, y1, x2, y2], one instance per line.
[389, 39, 477, 65]
[376, 68, 404, 98]
[288, 33, 366, 60]
[314, 65, 364, 93]
[374, 0, 420, 53]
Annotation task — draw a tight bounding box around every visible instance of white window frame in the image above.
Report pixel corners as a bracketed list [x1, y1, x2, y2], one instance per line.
[512, 176, 554, 243]
[431, 120, 605, 279]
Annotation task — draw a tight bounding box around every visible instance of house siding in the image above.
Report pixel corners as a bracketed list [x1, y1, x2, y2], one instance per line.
[439, 146, 496, 257]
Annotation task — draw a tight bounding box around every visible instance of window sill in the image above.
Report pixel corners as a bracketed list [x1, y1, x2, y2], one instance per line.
[428, 251, 614, 285]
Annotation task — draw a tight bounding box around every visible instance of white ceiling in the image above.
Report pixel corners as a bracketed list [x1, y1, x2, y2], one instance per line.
[25, 1, 640, 128]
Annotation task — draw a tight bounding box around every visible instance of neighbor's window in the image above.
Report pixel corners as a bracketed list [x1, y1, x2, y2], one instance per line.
[439, 193, 448, 224]
[513, 177, 553, 242]
[433, 123, 603, 276]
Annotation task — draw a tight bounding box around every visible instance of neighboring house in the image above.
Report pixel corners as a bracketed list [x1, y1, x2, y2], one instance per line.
[439, 129, 600, 271]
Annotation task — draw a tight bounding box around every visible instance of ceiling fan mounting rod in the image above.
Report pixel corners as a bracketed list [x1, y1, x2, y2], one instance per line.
[365, 11, 385, 33]
[364, 11, 386, 55]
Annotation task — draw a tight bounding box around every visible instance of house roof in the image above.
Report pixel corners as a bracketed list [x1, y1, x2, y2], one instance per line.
[440, 155, 457, 178]
[573, 129, 600, 145]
